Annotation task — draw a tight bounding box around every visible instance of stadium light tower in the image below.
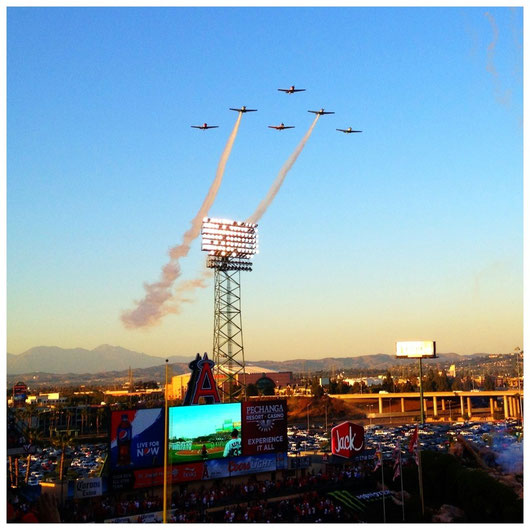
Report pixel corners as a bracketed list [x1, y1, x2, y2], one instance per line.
[201, 217, 258, 402]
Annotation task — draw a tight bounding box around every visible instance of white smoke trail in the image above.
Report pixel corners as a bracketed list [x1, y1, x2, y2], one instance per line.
[246, 114, 320, 224]
[121, 113, 243, 328]
[164, 114, 321, 311]
[485, 11, 512, 107]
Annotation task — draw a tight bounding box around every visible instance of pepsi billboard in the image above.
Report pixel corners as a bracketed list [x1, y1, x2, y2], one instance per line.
[110, 408, 164, 471]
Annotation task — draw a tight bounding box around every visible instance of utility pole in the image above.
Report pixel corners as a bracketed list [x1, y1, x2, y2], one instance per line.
[163, 360, 168, 524]
[419, 358, 425, 425]
[515, 347, 523, 423]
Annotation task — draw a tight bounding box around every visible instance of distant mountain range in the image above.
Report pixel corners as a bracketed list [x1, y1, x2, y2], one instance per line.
[7, 344, 191, 375]
[7, 344, 487, 376]
[245, 352, 481, 373]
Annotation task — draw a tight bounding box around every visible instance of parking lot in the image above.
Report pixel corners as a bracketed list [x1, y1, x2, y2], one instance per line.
[10, 419, 522, 486]
[288, 419, 523, 466]
[14, 443, 107, 485]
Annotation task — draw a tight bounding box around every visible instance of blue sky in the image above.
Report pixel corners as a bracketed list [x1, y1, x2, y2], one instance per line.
[7, 6, 523, 359]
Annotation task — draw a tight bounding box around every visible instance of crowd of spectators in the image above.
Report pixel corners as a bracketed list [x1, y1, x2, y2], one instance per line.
[216, 492, 352, 523]
[7, 490, 61, 523]
[13, 460, 376, 523]
[61, 494, 164, 522]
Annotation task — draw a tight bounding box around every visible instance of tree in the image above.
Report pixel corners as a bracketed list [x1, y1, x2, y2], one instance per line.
[50, 429, 77, 483]
[336, 380, 351, 394]
[246, 383, 259, 397]
[452, 378, 464, 391]
[423, 369, 437, 391]
[434, 371, 451, 391]
[483, 375, 496, 391]
[351, 380, 367, 394]
[400, 380, 416, 392]
[24, 428, 44, 484]
[462, 376, 473, 391]
[381, 371, 394, 392]
[310, 379, 324, 398]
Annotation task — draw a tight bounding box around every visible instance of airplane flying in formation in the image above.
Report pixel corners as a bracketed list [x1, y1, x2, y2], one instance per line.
[191, 123, 219, 130]
[268, 123, 295, 130]
[336, 127, 362, 133]
[308, 108, 335, 115]
[229, 106, 257, 113]
[278, 85, 306, 94]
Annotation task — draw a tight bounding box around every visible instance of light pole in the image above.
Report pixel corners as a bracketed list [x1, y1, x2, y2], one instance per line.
[515, 347, 523, 423]
[202, 218, 258, 402]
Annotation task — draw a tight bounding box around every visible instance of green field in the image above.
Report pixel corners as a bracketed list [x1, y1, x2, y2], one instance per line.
[169, 441, 227, 464]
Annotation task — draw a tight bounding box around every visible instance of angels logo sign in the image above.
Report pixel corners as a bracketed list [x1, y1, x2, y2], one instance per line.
[331, 422, 364, 459]
[183, 353, 221, 405]
[241, 400, 288, 455]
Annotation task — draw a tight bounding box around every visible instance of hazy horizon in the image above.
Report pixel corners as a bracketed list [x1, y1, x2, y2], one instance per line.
[7, 342, 506, 360]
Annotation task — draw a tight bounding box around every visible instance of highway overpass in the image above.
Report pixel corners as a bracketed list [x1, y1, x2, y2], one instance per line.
[328, 390, 523, 421]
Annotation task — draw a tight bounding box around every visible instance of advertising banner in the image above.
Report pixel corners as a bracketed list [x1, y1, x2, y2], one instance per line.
[168, 403, 242, 464]
[133, 462, 206, 489]
[289, 455, 311, 469]
[203, 453, 281, 480]
[110, 462, 207, 490]
[331, 422, 364, 459]
[110, 408, 164, 471]
[396, 341, 436, 358]
[105, 510, 175, 523]
[241, 400, 288, 455]
[74, 477, 103, 499]
[110, 471, 135, 491]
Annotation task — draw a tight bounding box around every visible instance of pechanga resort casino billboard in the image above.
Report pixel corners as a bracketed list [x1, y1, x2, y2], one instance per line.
[168, 403, 242, 464]
[241, 400, 288, 455]
[110, 408, 164, 471]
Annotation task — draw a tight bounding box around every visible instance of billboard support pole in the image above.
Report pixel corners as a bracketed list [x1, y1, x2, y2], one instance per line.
[163, 360, 169, 524]
[418, 358, 424, 425]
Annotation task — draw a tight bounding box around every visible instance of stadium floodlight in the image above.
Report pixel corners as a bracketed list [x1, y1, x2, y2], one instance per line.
[202, 217, 258, 271]
[201, 218, 259, 403]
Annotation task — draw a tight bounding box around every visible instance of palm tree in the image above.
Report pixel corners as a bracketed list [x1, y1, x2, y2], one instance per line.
[80, 407, 89, 435]
[50, 429, 77, 507]
[50, 429, 77, 482]
[95, 407, 105, 435]
[24, 427, 44, 484]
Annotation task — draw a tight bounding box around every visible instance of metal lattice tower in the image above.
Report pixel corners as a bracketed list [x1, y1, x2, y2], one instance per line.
[213, 268, 245, 402]
[201, 218, 258, 402]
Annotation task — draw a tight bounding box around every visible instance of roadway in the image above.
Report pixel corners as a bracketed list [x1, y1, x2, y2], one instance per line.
[328, 390, 523, 420]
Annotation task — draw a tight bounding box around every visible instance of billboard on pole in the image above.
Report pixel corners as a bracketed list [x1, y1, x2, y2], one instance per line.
[396, 341, 436, 358]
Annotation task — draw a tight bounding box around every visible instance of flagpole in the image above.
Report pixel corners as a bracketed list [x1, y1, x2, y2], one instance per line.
[419, 358, 425, 425]
[417, 434, 425, 517]
[163, 359, 169, 524]
[380, 445, 386, 523]
[399, 447, 405, 521]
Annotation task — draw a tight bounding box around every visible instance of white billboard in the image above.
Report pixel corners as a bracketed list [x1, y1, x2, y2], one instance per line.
[396, 341, 436, 358]
[74, 477, 102, 499]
